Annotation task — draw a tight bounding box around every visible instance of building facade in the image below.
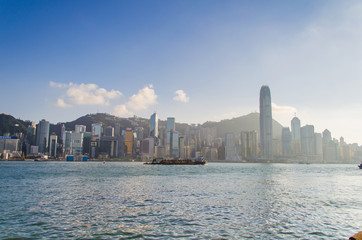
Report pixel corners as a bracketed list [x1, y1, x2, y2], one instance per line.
[259, 85, 273, 160]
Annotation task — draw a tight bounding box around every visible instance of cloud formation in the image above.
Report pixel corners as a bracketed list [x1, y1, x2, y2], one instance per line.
[50, 81, 122, 107]
[271, 102, 297, 127]
[127, 85, 157, 111]
[173, 90, 190, 103]
[272, 103, 297, 113]
[55, 98, 72, 108]
[113, 85, 158, 117]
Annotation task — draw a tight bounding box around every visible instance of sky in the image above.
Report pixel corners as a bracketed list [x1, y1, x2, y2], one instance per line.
[1, 0, 362, 144]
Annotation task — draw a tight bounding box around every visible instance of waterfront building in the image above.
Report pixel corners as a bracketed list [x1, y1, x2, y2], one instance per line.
[170, 131, 179, 158]
[49, 133, 57, 157]
[314, 133, 323, 162]
[259, 85, 273, 160]
[225, 132, 237, 161]
[36, 119, 50, 153]
[273, 138, 282, 158]
[166, 117, 176, 156]
[124, 128, 134, 156]
[141, 137, 155, 159]
[64, 131, 72, 155]
[92, 123, 102, 137]
[291, 117, 301, 156]
[104, 126, 114, 137]
[114, 123, 121, 137]
[75, 125, 86, 133]
[0, 137, 19, 152]
[240, 131, 258, 160]
[100, 135, 118, 157]
[167, 117, 175, 132]
[135, 127, 144, 141]
[322, 129, 332, 162]
[323, 129, 332, 144]
[71, 132, 83, 156]
[26, 125, 36, 146]
[281, 127, 292, 157]
[150, 113, 158, 138]
[179, 136, 185, 159]
[301, 125, 315, 156]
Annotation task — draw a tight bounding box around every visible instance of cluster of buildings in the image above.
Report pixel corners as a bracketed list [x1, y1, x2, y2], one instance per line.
[1, 86, 362, 163]
[258, 85, 362, 163]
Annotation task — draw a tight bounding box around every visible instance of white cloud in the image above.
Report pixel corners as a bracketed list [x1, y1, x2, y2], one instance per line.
[49, 81, 67, 88]
[272, 103, 297, 128]
[272, 103, 297, 113]
[113, 84, 158, 117]
[173, 90, 190, 103]
[126, 85, 157, 111]
[54, 98, 72, 108]
[113, 104, 130, 116]
[50, 81, 122, 107]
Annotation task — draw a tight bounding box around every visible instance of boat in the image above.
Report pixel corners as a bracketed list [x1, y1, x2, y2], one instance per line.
[145, 157, 206, 165]
[358, 163, 362, 169]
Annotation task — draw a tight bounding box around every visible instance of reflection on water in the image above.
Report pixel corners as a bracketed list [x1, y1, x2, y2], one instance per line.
[0, 162, 361, 239]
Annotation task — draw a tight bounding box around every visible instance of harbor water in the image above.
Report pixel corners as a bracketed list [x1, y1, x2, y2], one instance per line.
[1, 161, 362, 239]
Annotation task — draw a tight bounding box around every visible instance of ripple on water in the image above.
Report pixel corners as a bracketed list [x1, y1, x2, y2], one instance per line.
[0, 162, 362, 239]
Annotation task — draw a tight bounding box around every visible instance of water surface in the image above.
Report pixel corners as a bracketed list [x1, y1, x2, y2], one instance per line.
[0, 162, 361, 239]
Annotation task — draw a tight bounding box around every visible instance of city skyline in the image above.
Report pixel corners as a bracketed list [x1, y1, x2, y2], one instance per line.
[2, 1, 362, 144]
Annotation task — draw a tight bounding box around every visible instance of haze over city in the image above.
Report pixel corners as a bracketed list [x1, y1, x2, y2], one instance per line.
[1, 0, 362, 144]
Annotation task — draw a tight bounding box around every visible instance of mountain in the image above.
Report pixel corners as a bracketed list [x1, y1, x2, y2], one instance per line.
[2, 112, 284, 139]
[0, 113, 30, 136]
[202, 112, 283, 139]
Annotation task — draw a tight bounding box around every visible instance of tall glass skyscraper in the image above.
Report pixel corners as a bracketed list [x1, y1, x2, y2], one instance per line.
[259, 85, 273, 160]
[150, 112, 158, 138]
[166, 117, 175, 132]
[291, 116, 301, 156]
[36, 119, 50, 154]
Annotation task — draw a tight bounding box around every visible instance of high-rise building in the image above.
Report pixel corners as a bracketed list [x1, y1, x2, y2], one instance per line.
[281, 127, 292, 157]
[141, 137, 155, 159]
[170, 131, 179, 158]
[104, 126, 114, 137]
[92, 123, 102, 137]
[167, 117, 175, 132]
[225, 132, 237, 161]
[71, 132, 83, 156]
[322, 129, 332, 144]
[314, 133, 323, 162]
[124, 128, 134, 156]
[291, 117, 301, 156]
[49, 133, 58, 157]
[75, 125, 86, 133]
[179, 136, 185, 159]
[166, 117, 176, 156]
[301, 125, 315, 156]
[36, 119, 50, 153]
[150, 113, 158, 138]
[240, 131, 258, 159]
[259, 85, 273, 160]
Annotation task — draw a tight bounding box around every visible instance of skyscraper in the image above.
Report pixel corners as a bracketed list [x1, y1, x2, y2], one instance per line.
[150, 113, 158, 138]
[166, 117, 175, 156]
[281, 127, 292, 157]
[36, 119, 50, 153]
[166, 117, 175, 132]
[259, 85, 273, 160]
[291, 117, 301, 156]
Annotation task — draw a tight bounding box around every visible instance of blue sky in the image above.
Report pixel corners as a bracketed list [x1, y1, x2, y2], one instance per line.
[1, 0, 362, 144]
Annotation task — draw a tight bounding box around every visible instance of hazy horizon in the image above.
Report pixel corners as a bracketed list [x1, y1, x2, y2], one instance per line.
[1, 0, 362, 144]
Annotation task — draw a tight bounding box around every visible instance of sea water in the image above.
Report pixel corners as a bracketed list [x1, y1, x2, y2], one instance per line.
[0, 161, 361, 239]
